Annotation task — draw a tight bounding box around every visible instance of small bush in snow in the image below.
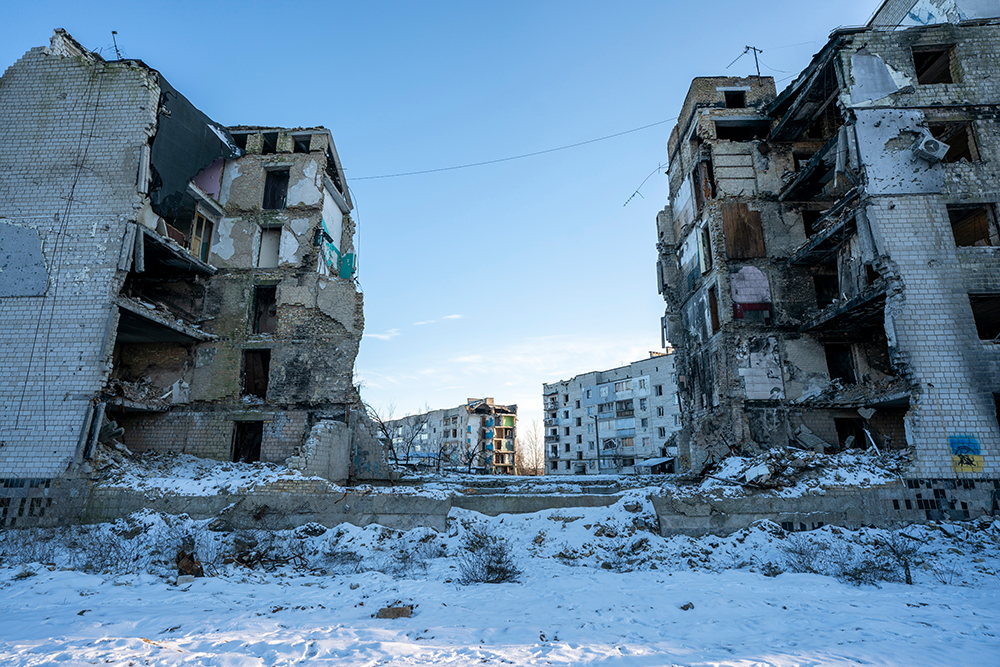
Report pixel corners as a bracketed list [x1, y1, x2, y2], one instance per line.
[457, 524, 521, 585]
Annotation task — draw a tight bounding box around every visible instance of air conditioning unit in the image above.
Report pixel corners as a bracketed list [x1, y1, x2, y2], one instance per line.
[912, 132, 949, 163]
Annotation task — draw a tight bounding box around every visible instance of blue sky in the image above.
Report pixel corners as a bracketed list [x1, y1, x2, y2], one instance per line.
[2, 0, 876, 433]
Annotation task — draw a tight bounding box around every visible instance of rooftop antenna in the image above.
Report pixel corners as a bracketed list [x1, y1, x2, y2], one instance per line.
[746, 45, 762, 78]
[111, 31, 122, 59]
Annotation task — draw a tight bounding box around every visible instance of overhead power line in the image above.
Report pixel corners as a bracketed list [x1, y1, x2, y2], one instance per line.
[351, 117, 677, 181]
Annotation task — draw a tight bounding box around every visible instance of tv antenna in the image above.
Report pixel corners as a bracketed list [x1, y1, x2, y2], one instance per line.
[111, 31, 122, 59]
[727, 45, 763, 78]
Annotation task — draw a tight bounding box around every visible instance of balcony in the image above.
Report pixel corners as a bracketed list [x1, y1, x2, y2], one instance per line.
[544, 435, 560, 444]
[616, 410, 634, 418]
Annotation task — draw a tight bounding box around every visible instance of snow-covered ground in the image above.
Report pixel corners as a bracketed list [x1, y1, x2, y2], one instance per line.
[2, 495, 998, 666]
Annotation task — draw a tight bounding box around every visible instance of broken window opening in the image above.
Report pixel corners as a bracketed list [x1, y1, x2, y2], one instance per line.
[929, 123, 978, 163]
[864, 263, 880, 288]
[913, 46, 955, 85]
[793, 153, 815, 172]
[724, 90, 746, 109]
[834, 417, 867, 451]
[949, 204, 998, 247]
[261, 132, 279, 155]
[292, 135, 311, 153]
[263, 169, 289, 210]
[708, 285, 721, 334]
[232, 421, 263, 463]
[994, 393, 1000, 433]
[257, 227, 281, 268]
[242, 349, 271, 398]
[252, 285, 278, 334]
[814, 274, 839, 309]
[824, 343, 857, 385]
[693, 159, 716, 212]
[190, 211, 213, 263]
[969, 294, 1000, 341]
[714, 121, 770, 142]
[700, 226, 713, 273]
[801, 210, 825, 237]
[232, 133, 248, 152]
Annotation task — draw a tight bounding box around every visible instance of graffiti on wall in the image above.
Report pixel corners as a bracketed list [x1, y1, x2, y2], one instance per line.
[949, 434, 983, 473]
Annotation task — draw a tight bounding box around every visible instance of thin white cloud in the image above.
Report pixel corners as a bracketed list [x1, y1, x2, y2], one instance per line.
[413, 320, 435, 326]
[366, 328, 401, 341]
[442, 314, 463, 320]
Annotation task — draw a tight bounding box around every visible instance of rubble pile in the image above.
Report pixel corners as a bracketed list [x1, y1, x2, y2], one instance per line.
[700, 445, 912, 492]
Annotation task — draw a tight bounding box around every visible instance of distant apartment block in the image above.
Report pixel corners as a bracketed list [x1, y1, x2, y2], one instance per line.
[543, 353, 681, 475]
[384, 398, 517, 474]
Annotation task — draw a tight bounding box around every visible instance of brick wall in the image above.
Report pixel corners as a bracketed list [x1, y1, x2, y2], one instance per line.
[0, 44, 158, 478]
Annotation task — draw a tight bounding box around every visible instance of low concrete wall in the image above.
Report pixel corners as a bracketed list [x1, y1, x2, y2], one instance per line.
[653, 478, 1000, 536]
[14, 474, 998, 535]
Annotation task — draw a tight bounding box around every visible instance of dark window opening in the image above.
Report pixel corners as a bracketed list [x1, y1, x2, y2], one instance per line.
[263, 170, 289, 210]
[802, 210, 824, 237]
[232, 421, 263, 463]
[708, 286, 721, 334]
[292, 135, 311, 153]
[564, 427, 570, 436]
[913, 46, 954, 85]
[994, 393, 1000, 432]
[865, 264, 880, 288]
[825, 344, 856, 385]
[232, 133, 248, 151]
[929, 123, 978, 162]
[242, 349, 271, 397]
[814, 274, 839, 309]
[701, 226, 713, 272]
[261, 132, 279, 155]
[970, 295, 1000, 341]
[724, 90, 746, 108]
[714, 121, 770, 141]
[834, 417, 867, 450]
[564, 443, 570, 453]
[949, 204, 997, 247]
[576, 435, 582, 444]
[252, 285, 278, 334]
[793, 153, 815, 172]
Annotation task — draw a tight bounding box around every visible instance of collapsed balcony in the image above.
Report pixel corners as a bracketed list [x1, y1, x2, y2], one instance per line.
[800, 284, 887, 335]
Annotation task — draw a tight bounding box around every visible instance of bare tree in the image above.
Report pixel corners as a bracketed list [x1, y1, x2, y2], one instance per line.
[365, 401, 399, 464]
[515, 419, 544, 476]
[394, 408, 431, 467]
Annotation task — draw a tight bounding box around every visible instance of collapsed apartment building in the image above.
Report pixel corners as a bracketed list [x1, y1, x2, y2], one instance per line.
[657, 0, 1000, 483]
[0, 30, 390, 522]
[380, 398, 518, 474]
[543, 353, 681, 475]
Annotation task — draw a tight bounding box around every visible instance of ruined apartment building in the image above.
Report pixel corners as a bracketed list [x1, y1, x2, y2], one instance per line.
[657, 0, 1000, 483]
[384, 399, 517, 474]
[0, 30, 388, 506]
[543, 353, 681, 475]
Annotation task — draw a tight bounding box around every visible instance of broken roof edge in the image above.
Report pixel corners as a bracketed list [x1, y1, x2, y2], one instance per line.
[49, 28, 102, 61]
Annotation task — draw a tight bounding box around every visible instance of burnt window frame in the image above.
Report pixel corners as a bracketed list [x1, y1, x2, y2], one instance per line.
[723, 90, 747, 109]
[232, 421, 264, 462]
